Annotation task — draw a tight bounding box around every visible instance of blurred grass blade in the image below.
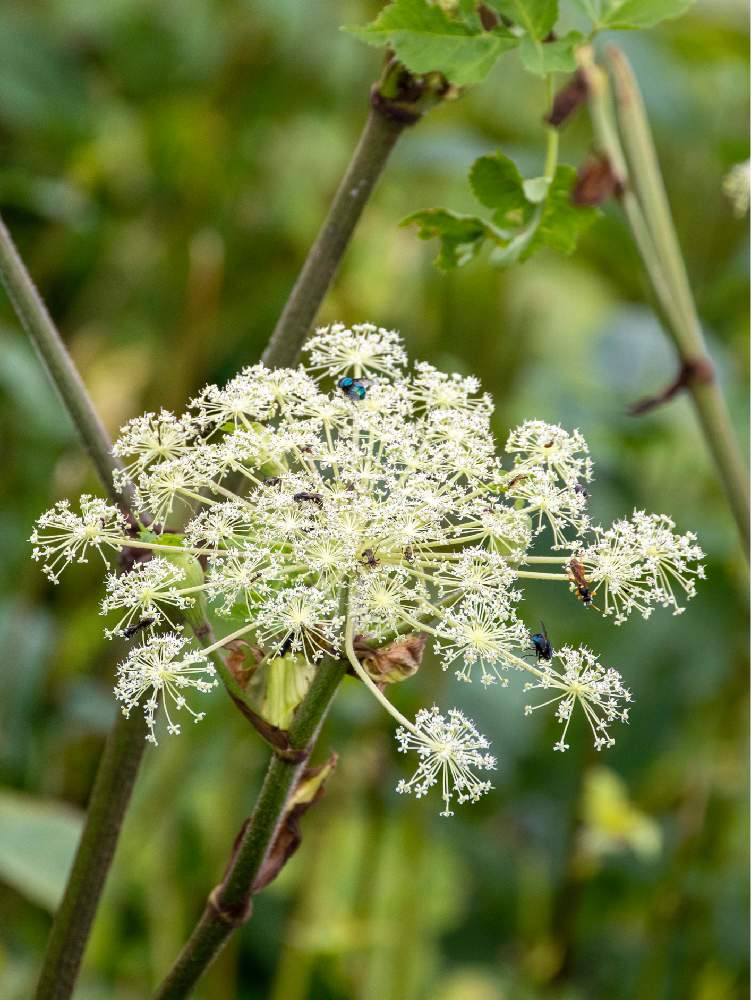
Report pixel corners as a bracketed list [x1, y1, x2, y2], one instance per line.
[0, 791, 83, 912]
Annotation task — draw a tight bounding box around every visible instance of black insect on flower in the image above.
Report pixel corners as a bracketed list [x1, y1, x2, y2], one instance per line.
[123, 617, 156, 639]
[530, 621, 553, 662]
[293, 492, 324, 508]
[360, 547, 379, 568]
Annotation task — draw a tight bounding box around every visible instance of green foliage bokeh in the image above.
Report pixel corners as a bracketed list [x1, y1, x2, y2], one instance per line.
[0, 1, 747, 998]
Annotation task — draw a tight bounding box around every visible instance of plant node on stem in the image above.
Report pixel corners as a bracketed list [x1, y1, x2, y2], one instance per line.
[153, 655, 348, 1000]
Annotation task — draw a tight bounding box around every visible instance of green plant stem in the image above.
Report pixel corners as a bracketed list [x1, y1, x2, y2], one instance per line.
[0, 211, 152, 998]
[0, 215, 131, 509]
[579, 48, 749, 555]
[0, 209, 265, 992]
[34, 709, 148, 1000]
[261, 106, 405, 368]
[153, 655, 348, 1000]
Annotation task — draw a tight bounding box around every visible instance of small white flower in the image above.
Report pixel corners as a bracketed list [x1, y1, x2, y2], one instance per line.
[205, 547, 275, 615]
[396, 706, 496, 816]
[411, 361, 492, 414]
[137, 455, 220, 524]
[524, 645, 631, 752]
[28, 322, 703, 794]
[112, 410, 194, 485]
[505, 420, 592, 485]
[114, 634, 217, 744]
[578, 511, 705, 623]
[507, 467, 590, 548]
[436, 598, 528, 686]
[30, 496, 128, 582]
[255, 585, 342, 661]
[304, 322, 408, 379]
[191, 365, 317, 430]
[101, 557, 191, 637]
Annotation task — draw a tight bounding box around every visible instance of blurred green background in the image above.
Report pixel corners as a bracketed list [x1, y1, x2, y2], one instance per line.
[0, 1, 747, 998]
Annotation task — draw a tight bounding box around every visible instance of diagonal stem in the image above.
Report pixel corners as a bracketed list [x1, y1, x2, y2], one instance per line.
[153, 655, 348, 1000]
[34, 709, 148, 1000]
[578, 47, 749, 556]
[262, 61, 445, 368]
[0, 210, 153, 999]
[0, 216, 132, 510]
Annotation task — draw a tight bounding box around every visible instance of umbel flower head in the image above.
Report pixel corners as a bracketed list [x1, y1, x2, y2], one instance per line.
[30, 323, 704, 814]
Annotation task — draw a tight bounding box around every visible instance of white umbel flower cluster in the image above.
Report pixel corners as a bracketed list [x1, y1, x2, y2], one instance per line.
[30, 324, 704, 811]
[576, 512, 705, 624]
[396, 707, 496, 817]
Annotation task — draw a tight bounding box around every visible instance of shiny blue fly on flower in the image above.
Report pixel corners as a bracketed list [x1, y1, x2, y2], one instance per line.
[337, 375, 371, 400]
[530, 622, 553, 662]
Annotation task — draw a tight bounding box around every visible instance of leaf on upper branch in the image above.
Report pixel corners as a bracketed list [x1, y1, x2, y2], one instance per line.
[482, 2, 583, 76]
[571, 0, 695, 30]
[344, 0, 518, 87]
[519, 30, 584, 74]
[470, 150, 529, 218]
[402, 208, 501, 269]
[488, 0, 558, 38]
[404, 152, 597, 270]
[252, 754, 338, 893]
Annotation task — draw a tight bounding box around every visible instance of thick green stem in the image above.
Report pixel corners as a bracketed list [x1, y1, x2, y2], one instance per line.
[579, 48, 749, 555]
[153, 656, 347, 1000]
[262, 58, 447, 369]
[0, 211, 151, 998]
[261, 106, 404, 368]
[0, 215, 131, 509]
[34, 710, 148, 1000]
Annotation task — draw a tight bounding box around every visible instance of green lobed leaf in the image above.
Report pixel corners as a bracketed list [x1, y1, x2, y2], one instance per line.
[535, 164, 598, 254]
[488, 0, 558, 38]
[519, 30, 584, 75]
[404, 162, 597, 271]
[522, 175, 551, 203]
[598, 0, 695, 29]
[401, 208, 498, 269]
[345, 0, 518, 86]
[469, 151, 527, 219]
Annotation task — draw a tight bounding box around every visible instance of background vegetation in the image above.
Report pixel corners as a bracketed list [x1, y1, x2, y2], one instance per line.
[0, 1, 747, 997]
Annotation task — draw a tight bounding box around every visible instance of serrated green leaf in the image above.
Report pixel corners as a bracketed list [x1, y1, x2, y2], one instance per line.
[345, 0, 518, 86]
[519, 30, 583, 74]
[489, 0, 558, 38]
[401, 208, 497, 269]
[405, 163, 596, 271]
[469, 152, 527, 218]
[599, 0, 695, 29]
[536, 164, 598, 253]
